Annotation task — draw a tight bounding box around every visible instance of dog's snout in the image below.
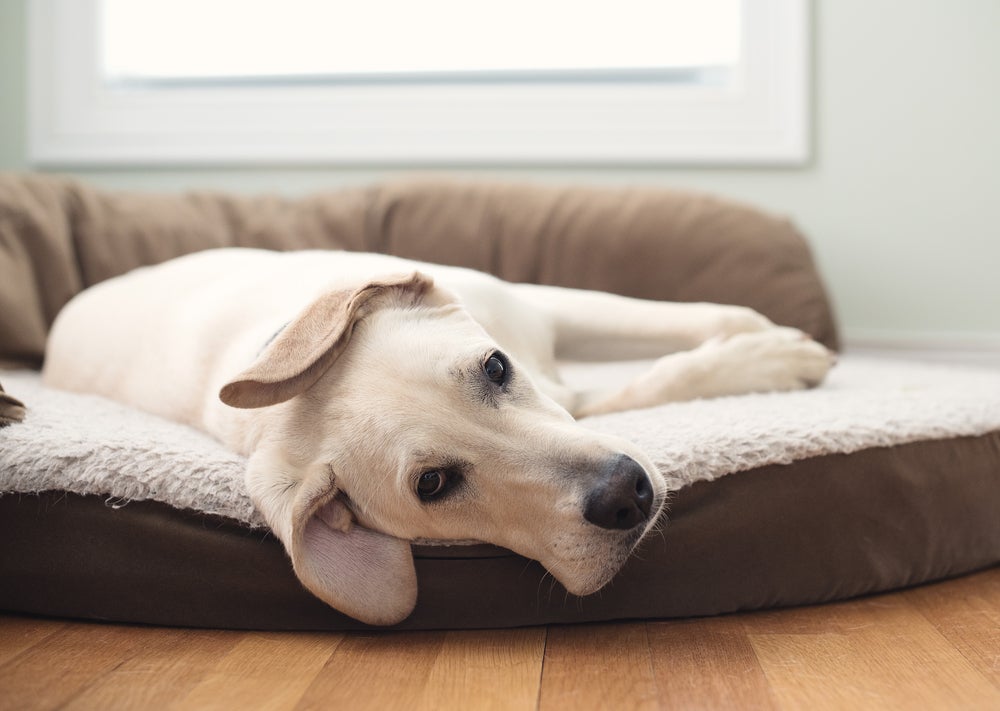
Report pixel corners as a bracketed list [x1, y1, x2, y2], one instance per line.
[583, 455, 653, 530]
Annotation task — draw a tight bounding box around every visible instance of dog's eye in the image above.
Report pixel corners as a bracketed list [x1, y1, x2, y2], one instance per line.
[416, 470, 447, 499]
[483, 352, 507, 385]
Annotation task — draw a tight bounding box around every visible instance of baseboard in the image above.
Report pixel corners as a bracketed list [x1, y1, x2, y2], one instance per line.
[843, 329, 1000, 368]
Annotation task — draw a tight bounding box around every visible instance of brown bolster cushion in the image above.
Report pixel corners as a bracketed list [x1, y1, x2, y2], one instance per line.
[0, 173, 838, 368]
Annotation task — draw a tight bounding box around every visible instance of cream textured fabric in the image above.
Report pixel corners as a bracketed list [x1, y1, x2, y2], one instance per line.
[570, 357, 1000, 490]
[0, 370, 259, 524]
[1, 357, 999, 525]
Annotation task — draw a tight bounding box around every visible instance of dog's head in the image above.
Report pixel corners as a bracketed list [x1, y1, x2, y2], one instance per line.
[220, 272, 666, 625]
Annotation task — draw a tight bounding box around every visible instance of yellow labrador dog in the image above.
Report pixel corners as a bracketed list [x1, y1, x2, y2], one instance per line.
[43, 248, 833, 624]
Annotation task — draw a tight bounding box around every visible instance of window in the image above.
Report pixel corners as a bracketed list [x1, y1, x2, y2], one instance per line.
[29, 0, 809, 165]
[101, 0, 742, 84]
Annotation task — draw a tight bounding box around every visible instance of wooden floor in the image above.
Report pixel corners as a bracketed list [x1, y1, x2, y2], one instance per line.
[2, 567, 998, 711]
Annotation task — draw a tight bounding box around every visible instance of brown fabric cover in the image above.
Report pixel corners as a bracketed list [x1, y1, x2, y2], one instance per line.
[0, 173, 839, 368]
[0, 177, 83, 367]
[2, 431, 998, 630]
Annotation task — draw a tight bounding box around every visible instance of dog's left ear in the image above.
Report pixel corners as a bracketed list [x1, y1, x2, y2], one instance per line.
[220, 271, 435, 409]
[247, 453, 418, 625]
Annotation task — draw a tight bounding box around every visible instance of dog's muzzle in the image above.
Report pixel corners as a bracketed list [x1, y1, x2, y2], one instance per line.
[583, 454, 654, 530]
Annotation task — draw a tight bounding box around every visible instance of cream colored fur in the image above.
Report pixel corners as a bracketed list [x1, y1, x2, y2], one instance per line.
[43, 248, 833, 624]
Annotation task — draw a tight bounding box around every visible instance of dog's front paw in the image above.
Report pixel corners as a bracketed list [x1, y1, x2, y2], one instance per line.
[705, 327, 836, 395]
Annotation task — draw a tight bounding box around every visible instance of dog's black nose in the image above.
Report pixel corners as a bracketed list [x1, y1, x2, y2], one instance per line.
[583, 455, 654, 530]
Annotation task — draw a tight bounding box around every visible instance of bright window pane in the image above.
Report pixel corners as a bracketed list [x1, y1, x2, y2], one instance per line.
[101, 0, 741, 82]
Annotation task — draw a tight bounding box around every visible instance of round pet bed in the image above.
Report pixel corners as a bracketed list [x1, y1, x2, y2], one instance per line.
[1, 175, 997, 629]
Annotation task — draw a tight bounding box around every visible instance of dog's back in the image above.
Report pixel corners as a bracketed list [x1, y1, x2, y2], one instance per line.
[44, 249, 408, 428]
[47, 250, 254, 427]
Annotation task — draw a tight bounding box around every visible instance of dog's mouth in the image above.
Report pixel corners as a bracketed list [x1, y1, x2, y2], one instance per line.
[546, 489, 667, 597]
[557, 542, 642, 597]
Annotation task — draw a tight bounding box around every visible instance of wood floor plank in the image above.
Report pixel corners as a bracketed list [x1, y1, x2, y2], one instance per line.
[746, 594, 1000, 710]
[0, 621, 146, 711]
[60, 628, 241, 711]
[294, 632, 447, 711]
[412, 628, 546, 711]
[647, 616, 778, 710]
[903, 568, 1000, 691]
[172, 631, 342, 711]
[0, 615, 68, 668]
[538, 623, 659, 711]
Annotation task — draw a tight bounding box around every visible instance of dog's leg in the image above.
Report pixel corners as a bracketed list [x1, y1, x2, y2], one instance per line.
[571, 328, 834, 417]
[511, 284, 778, 361]
[508, 284, 834, 417]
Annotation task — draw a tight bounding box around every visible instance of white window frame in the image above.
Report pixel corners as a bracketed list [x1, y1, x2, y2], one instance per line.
[28, 0, 810, 166]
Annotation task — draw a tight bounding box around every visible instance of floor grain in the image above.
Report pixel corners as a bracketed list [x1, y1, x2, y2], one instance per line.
[647, 616, 778, 710]
[539, 623, 659, 711]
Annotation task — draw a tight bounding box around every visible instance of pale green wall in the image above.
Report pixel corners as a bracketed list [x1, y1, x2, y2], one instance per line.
[2, 0, 998, 345]
[0, 0, 26, 169]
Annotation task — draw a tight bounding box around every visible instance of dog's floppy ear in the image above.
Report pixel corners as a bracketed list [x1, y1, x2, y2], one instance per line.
[220, 271, 434, 409]
[247, 453, 417, 625]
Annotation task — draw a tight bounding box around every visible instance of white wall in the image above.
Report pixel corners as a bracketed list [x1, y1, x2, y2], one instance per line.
[2, 0, 998, 346]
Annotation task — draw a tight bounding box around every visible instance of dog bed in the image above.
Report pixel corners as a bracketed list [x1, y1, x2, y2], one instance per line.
[1, 175, 998, 630]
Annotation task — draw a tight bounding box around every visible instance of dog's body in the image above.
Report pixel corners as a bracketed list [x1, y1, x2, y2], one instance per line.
[44, 248, 834, 624]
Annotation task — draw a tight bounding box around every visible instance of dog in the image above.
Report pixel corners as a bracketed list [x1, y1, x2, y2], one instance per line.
[43, 248, 834, 624]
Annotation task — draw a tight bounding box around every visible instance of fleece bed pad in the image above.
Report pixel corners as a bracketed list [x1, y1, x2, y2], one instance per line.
[2, 357, 999, 630]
